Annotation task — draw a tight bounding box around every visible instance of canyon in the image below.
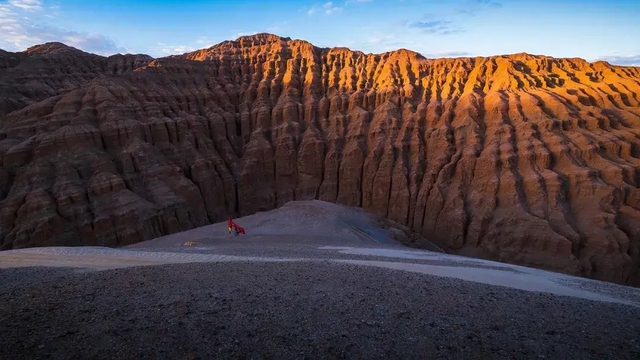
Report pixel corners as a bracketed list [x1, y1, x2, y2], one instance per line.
[1, 33, 639, 286]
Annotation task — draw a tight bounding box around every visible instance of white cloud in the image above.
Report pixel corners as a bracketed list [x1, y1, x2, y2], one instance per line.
[307, 2, 343, 15]
[158, 44, 195, 55]
[323, 1, 343, 14]
[43, 3, 59, 18]
[595, 55, 640, 67]
[0, 0, 125, 55]
[8, 0, 42, 11]
[194, 36, 216, 48]
[353, 25, 473, 56]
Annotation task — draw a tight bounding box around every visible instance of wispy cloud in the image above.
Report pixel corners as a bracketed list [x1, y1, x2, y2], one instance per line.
[476, 0, 503, 8]
[307, 2, 343, 15]
[360, 30, 471, 57]
[8, 0, 42, 11]
[362, 30, 416, 53]
[596, 55, 640, 67]
[407, 20, 463, 35]
[157, 43, 195, 55]
[43, 3, 60, 18]
[323, 2, 343, 14]
[422, 50, 473, 58]
[194, 36, 216, 48]
[345, 0, 372, 4]
[0, 0, 125, 55]
[354, 9, 479, 56]
[404, 0, 504, 36]
[457, 0, 503, 15]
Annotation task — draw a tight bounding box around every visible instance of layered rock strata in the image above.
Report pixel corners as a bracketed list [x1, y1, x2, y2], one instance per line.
[1, 34, 640, 285]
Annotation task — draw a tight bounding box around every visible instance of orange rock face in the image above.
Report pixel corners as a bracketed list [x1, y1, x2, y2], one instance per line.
[1, 34, 640, 286]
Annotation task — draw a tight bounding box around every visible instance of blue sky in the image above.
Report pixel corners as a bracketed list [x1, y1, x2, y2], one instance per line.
[0, 0, 638, 65]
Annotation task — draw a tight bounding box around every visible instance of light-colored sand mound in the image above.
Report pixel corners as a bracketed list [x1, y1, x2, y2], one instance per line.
[1, 201, 639, 307]
[125, 200, 414, 249]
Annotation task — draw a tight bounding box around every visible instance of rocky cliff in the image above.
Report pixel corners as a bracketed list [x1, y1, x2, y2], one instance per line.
[1, 34, 640, 286]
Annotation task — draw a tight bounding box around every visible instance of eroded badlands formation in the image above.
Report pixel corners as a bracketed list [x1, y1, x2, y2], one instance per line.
[1, 34, 640, 286]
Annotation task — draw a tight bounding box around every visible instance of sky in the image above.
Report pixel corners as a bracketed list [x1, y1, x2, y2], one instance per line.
[0, 0, 639, 65]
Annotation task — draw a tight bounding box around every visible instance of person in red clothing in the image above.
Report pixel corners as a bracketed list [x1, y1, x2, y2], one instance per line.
[227, 217, 245, 236]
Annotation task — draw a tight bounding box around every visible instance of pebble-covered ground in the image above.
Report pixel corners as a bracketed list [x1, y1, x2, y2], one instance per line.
[2, 200, 639, 359]
[1, 261, 640, 360]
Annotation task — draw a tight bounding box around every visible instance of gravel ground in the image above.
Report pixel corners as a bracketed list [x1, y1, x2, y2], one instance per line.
[1, 261, 639, 360]
[0, 267, 85, 294]
[2, 201, 640, 359]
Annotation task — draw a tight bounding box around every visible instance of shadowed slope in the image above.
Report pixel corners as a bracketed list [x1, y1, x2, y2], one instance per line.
[1, 34, 640, 286]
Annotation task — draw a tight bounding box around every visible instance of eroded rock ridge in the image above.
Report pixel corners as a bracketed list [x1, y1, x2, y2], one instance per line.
[1, 34, 640, 286]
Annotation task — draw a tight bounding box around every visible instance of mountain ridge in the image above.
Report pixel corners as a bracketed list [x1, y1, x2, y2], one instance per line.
[1, 33, 640, 286]
[7, 33, 634, 68]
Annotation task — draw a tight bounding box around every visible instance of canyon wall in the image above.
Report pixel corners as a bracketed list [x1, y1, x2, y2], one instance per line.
[1, 34, 640, 285]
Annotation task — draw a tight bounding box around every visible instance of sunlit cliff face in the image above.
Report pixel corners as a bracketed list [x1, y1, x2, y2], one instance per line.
[1, 34, 640, 286]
